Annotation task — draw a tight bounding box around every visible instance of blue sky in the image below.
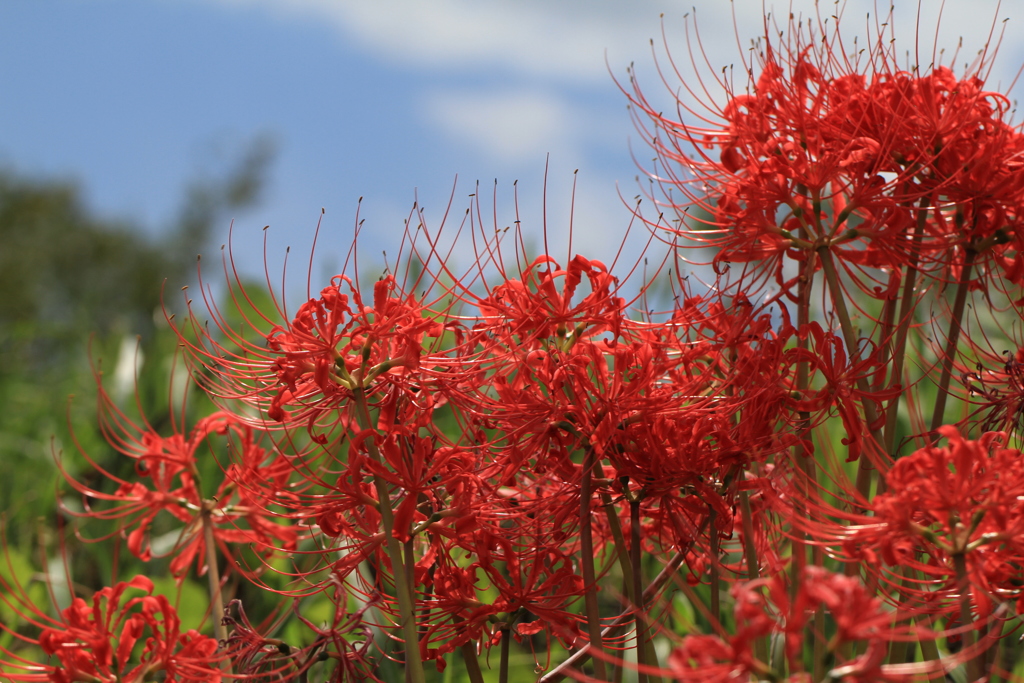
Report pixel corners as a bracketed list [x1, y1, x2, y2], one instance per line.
[1, 0, 1019, 292]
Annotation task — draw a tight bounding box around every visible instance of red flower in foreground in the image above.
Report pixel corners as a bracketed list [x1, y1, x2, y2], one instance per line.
[845, 426, 1024, 617]
[0, 575, 221, 683]
[264, 274, 446, 424]
[627, 6, 1024, 300]
[179, 261, 453, 437]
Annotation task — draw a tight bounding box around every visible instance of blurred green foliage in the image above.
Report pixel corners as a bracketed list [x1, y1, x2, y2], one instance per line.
[0, 136, 274, 556]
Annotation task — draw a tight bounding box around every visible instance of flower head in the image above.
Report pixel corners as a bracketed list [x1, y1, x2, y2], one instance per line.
[1, 575, 221, 683]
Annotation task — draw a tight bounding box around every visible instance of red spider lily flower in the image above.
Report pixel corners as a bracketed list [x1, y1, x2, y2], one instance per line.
[176, 217, 467, 439]
[291, 490, 587, 666]
[263, 274, 446, 426]
[474, 254, 626, 344]
[786, 322, 900, 462]
[461, 253, 639, 482]
[626, 11, 912, 278]
[243, 380, 490, 592]
[625, 6, 1024, 303]
[959, 343, 1024, 435]
[62, 384, 297, 579]
[453, 523, 588, 651]
[837, 427, 1024, 623]
[667, 567, 910, 682]
[304, 431, 488, 580]
[221, 595, 380, 682]
[0, 575, 221, 683]
[898, 66, 1024, 288]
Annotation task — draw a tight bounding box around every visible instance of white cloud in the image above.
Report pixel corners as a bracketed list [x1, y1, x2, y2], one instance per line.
[205, 0, 1024, 129]
[224, 1, 1021, 192]
[209, 0, 1021, 82]
[423, 88, 572, 164]
[204, 0, 713, 83]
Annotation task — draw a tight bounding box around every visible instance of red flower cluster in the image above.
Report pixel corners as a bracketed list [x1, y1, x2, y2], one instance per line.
[628, 7, 1024, 300]
[846, 427, 1024, 615]
[60, 385, 297, 580]
[668, 567, 911, 683]
[0, 575, 221, 682]
[8, 5, 1024, 682]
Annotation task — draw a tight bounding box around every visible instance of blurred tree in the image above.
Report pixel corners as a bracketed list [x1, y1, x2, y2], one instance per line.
[0, 134, 275, 549]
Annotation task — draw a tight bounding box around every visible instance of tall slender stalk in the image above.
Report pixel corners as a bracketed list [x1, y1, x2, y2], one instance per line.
[882, 202, 927, 455]
[451, 615, 486, 683]
[201, 504, 229, 648]
[886, 202, 943, 672]
[351, 388, 426, 683]
[498, 625, 512, 683]
[538, 527, 704, 683]
[709, 507, 720, 627]
[954, 552, 981, 682]
[739, 490, 770, 667]
[817, 247, 885, 502]
[792, 246, 826, 679]
[629, 497, 648, 683]
[928, 250, 976, 435]
[460, 642, 486, 683]
[601, 490, 634, 591]
[579, 448, 607, 681]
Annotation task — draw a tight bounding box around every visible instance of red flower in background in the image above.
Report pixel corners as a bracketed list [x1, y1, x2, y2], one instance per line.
[62, 378, 297, 579]
[668, 567, 911, 682]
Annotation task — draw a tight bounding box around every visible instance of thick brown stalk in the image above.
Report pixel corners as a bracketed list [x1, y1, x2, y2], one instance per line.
[579, 449, 607, 681]
[352, 389, 426, 683]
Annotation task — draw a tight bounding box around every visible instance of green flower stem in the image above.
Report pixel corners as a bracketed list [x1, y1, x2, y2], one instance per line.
[449, 615, 486, 683]
[793, 246, 825, 681]
[579, 448, 607, 681]
[882, 204, 927, 455]
[351, 388, 426, 683]
[538, 529, 701, 683]
[928, 250, 976, 435]
[953, 552, 982, 682]
[817, 247, 884, 502]
[201, 508, 234, 677]
[739, 490, 770, 667]
[709, 507, 721, 627]
[601, 490, 635, 591]
[460, 642, 486, 683]
[629, 497, 649, 683]
[201, 503, 229, 651]
[498, 625, 512, 683]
